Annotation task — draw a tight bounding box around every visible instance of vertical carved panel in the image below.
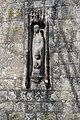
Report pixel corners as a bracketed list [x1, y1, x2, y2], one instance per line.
[25, 8, 51, 90]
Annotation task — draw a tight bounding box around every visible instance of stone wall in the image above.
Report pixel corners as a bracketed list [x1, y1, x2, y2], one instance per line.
[0, 0, 80, 120]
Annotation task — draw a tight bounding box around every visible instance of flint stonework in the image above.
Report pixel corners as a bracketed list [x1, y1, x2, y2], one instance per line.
[0, 0, 80, 120]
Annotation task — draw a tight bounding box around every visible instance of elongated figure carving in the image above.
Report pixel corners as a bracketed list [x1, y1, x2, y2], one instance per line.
[25, 9, 51, 90]
[31, 24, 45, 84]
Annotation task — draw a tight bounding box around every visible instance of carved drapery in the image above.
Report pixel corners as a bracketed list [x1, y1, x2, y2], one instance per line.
[25, 8, 50, 89]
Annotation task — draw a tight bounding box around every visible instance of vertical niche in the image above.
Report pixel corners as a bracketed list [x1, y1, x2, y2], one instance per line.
[25, 9, 50, 90]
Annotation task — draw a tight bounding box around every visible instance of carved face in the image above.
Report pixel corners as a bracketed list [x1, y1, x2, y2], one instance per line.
[33, 25, 39, 33]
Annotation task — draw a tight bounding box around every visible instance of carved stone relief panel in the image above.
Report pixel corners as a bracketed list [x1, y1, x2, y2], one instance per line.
[25, 8, 51, 90]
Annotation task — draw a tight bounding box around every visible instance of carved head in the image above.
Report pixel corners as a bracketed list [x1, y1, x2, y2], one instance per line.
[34, 50, 41, 60]
[33, 25, 39, 33]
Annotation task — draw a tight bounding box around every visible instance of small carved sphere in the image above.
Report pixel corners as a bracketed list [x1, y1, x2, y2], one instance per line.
[33, 61, 41, 69]
[33, 25, 39, 33]
[34, 50, 41, 60]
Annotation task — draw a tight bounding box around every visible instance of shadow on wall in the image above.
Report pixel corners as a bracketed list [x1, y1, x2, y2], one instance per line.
[52, 0, 80, 111]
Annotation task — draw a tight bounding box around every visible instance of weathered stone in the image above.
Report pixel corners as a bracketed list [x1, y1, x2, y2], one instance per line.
[0, 102, 13, 111]
[0, 0, 80, 118]
[26, 91, 35, 101]
[54, 20, 77, 43]
[50, 52, 58, 63]
[73, 78, 80, 91]
[59, 65, 69, 78]
[30, 81, 46, 90]
[0, 112, 7, 120]
[25, 113, 35, 120]
[48, 90, 76, 102]
[34, 91, 49, 102]
[0, 91, 7, 100]
[9, 112, 24, 120]
[60, 91, 76, 102]
[57, 113, 80, 120]
[0, 23, 2, 34]
[76, 29, 80, 41]
[9, 34, 24, 43]
[2, 22, 9, 35]
[49, 91, 61, 101]
[8, 91, 16, 100]
[62, 101, 80, 114]
[42, 102, 63, 112]
[0, 46, 9, 69]
[33, 1, 43, 8]
[34, 91, 42, 101]
[0, 34, 6, 44]
[14, 102, 25, 112]
[74, 0, 80, 5]
[18, 91, 27, 101]
[8, 21, 24, 36]
[76, 6, 80, 18]
[77, 91, 80, 101]
[27, 102, 41, 112]
[52, 65, 60, 78]
[37, 112, 56, 120]
[73, 42, 80, 51]
[59, 52, 69, 63]
[8, 8, 23, 20]
[0, 2, 23, 22]
[1, 55, 24, 79]
[57, 6, 76, 19]
[16, 79, 22, 90]
[57, 0, 74, 6]
[45, 0, 54, 7]
[52, 78, 72, 91]
[59, 52, 79, 64]
[10, 42, 24, 54]
[0, 79, 15, 90]
[69, 64, 80, 78]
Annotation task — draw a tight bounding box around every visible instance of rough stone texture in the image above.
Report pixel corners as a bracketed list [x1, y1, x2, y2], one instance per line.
[0, 0, 80, 120]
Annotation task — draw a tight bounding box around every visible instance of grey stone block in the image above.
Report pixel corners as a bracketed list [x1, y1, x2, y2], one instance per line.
[0, 112, 7, 120]
[0, 91, 7, 100]
[41, 102, 63, 112]
[9, 112, 24, 120]
[27, 102, 41, 112]
[14, 102, 25, 112]
[25, 113, 35, 120]
[57, 113, 80, 120]
[37, 112, 56, 120]
[76, 6, 80, 18]
[0, 102, 13, 112]
[8, 91, 16, 100]
[0, 79, 15, 90]
[56, 6, 76, 19]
